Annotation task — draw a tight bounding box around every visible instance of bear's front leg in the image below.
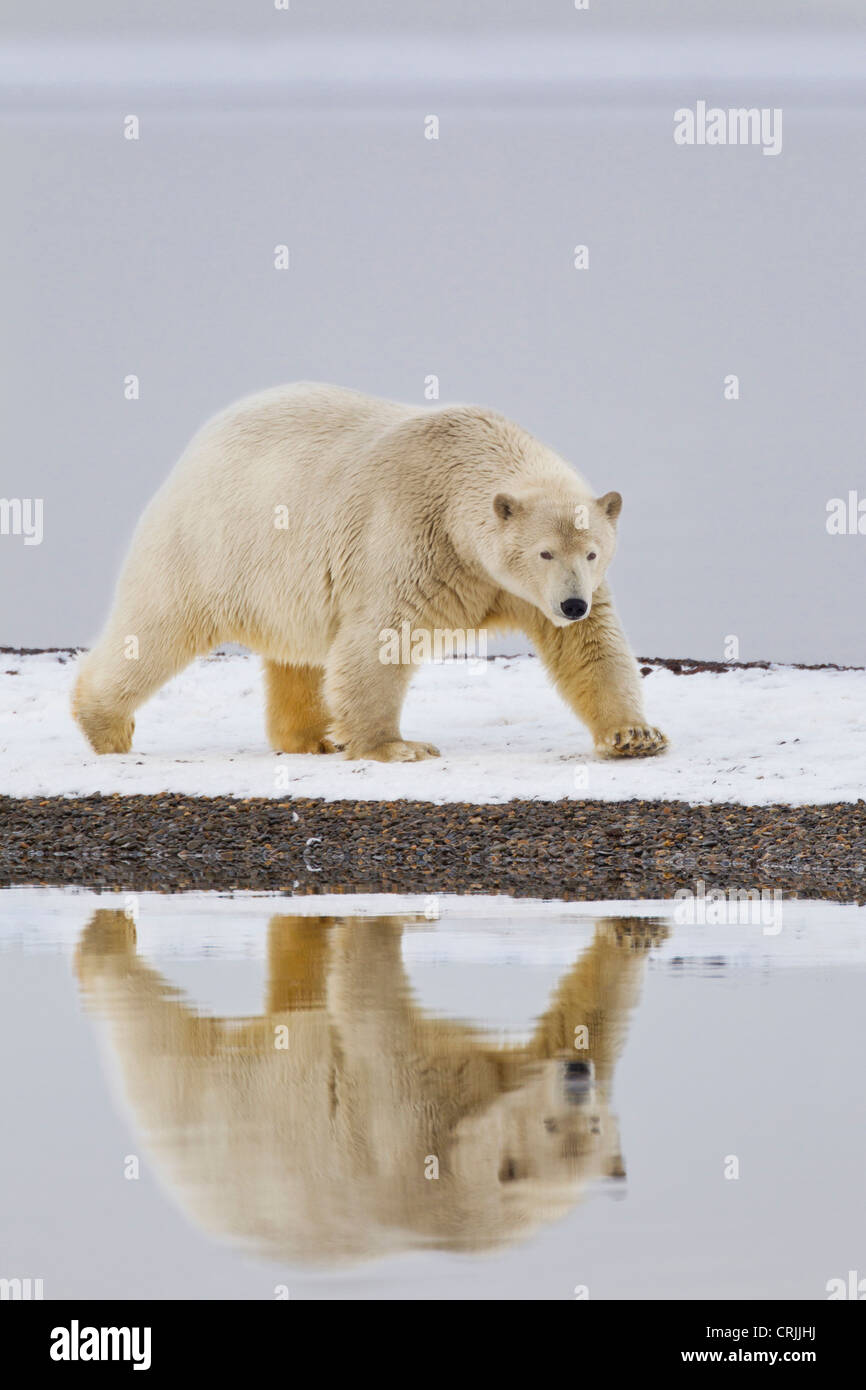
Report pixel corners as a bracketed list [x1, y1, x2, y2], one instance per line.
[323, 624, 441, 762]
[530, 588, 668, 759]
[527, 917, 669, 1075]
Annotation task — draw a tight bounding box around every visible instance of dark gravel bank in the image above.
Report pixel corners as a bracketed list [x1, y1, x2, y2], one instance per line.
[1, 795, 863, 902]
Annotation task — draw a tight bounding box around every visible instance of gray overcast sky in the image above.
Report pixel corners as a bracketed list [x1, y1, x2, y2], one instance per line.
[2, 0, 865, 37]
[1, 4, 864, 661]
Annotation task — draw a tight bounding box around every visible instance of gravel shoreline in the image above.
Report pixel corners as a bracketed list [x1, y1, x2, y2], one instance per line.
[2, 795, 863, 902]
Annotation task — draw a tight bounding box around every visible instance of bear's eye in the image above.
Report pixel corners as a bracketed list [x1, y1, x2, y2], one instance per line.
[587, 552, 597, 561]
[540, 550, 553, 560]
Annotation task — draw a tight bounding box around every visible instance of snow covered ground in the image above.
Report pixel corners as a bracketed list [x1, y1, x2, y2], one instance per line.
[1, 650, 863, 804]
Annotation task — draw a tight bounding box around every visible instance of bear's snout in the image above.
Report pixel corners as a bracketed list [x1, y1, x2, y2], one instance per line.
[560, 597, 588, 621]
[563, 1058, 594, 1103]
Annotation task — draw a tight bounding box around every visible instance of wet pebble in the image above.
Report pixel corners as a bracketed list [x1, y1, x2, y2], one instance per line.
[0, 793, 863, 902]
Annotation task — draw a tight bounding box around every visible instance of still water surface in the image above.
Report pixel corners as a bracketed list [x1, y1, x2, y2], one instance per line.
[1, 889, 863, 1300]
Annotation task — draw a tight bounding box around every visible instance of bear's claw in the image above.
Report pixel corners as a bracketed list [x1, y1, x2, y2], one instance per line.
[595, 726, 668, 759]
[273, 735, 338, 755]
[599, 919, 670, 950]
[356, 739, 441, 763]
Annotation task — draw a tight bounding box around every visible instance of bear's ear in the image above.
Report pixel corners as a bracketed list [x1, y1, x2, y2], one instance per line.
[597, 491, 623, 523]
[493, 493, 521, 521]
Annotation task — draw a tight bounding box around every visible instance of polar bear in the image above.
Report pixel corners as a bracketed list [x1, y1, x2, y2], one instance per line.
[72, 383, 666, 761]
[75, 910, 666, 1262]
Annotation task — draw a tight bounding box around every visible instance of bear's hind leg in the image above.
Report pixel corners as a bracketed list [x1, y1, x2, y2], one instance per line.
[72, 662, 136, 753]
[73, 625, 198, 754]
[264, 661, 336, 754]
[265, 915, 334, 1013]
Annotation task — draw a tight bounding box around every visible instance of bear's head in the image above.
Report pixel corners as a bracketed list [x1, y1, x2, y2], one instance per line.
[486, 487, 622, 625]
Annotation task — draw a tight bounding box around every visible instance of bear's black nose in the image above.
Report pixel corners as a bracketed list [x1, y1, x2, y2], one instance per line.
[563, 1057, 593, 1104]
[561, 597, 588, 620]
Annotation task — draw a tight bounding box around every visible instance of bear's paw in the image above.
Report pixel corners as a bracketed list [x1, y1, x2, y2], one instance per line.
[594, 725, 668, 759]
[355, 739, 441, 763]
[273, 735, 338, 755]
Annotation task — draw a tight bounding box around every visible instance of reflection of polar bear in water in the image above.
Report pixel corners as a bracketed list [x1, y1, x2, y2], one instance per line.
[75, 912, 666, 1263]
